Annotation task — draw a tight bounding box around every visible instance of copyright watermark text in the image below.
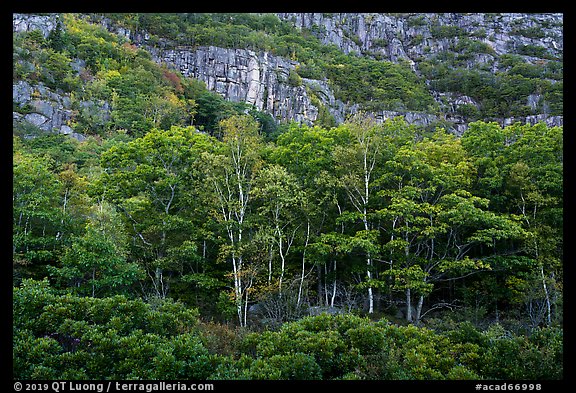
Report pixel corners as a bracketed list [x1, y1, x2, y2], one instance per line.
[13, 382, 214, 393]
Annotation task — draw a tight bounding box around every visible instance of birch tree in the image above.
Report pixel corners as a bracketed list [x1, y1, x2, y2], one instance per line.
[334, 113, 414, 313]
[270, 123, 352, 308]
[251, 164, 305, 296]
[203, 114, 262, 326]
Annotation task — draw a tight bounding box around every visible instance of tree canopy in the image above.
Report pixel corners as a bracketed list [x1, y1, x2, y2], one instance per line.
[12, 12, 563, 381]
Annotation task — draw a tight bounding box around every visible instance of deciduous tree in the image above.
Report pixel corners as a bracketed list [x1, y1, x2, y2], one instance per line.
[202, 114, 263, 326]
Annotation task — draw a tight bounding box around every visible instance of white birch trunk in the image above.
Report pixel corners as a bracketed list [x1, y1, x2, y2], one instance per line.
[297, 221, 310, 307]
[406, 287, 413, 322]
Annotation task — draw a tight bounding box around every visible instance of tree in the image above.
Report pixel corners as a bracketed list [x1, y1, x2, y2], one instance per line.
[202, 114, 263, 326]
[332, 114, 381, 313]
[502, 123, 563, 326]
[97, 126, 214, 299]
[334, 114, 415, 314]
[378, 129, 525, 324]
[307, 232, 353, 309]
[47, 16, 67, 52]
[57, 163, 91, 248]
[462, 121, 563, 327]
[13, 143, 63, 282]
[49, 202, 143, 297]
[251, 164, 305, 296]
[270, 123, 353, 308]
[460, 121, 509, 210]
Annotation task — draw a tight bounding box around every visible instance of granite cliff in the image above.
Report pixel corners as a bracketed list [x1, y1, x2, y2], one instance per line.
[13, 12, 563, 138]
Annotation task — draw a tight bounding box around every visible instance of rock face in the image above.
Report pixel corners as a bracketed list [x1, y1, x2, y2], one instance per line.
[13, 14, 110, 140]
[12, 78, 110, 141]
[12, 13, 59, 38]
[147, 45, 319, 125]
[13, 80, 85, 141]
[276, 13, 563, 63]
[104, 12, 566, 131]
[147, 45, 445, 128]
[13, 12, 563, 136]
[275, 12, 563, 130]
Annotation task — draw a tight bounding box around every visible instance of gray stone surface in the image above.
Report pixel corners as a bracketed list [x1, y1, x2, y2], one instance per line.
[13, 12, 563, 137]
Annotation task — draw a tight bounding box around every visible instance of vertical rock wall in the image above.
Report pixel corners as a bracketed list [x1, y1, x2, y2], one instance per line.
[13, 12, 563, 134]
[147, 45, 320, 125]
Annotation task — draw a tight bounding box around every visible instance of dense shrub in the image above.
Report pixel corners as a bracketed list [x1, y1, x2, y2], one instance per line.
[13, 280, 563, 380]
[13, 279, 214, 380]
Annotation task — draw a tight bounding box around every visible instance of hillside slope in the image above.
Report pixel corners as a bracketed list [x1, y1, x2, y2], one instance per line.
[13, 12, 562, 138]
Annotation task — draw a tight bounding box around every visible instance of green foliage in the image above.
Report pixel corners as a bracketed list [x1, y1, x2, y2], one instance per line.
[48, 202, 144, 297]
[477, 324, 563, 379]
[326, 55, 435, 111]
[231, 314, 562, 380]
[193, 90, 248, 135]
[13, 145, 63, 280]
[103, 13, 437, 113]
[14, 13, 256, 138]
[13, 12, 563, 380]
[431, 24, 467, 38]
[253, 314, 366, 379]
[214, 353, 322, 380]
[97, 125, 217, 300]
[287, 69, 302, 87]
[13, 279, 211, 380]
[425, 57, 562, 119]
